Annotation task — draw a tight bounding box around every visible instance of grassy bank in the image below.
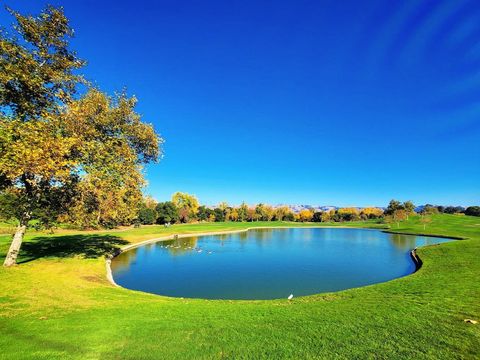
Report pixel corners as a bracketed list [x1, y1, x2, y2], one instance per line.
[0, 214, 479, 359]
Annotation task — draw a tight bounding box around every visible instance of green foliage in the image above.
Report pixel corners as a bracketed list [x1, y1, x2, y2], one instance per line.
[138, 208, 157, 225]
[0, 5, 85, 121]
[385, 199, 416, 215]
[196, 206, 216, 222]
[171, 192, 199, 223]
[283, 212, 295, 221]
[385, 200, 402, 215]
[421, 205, 440, 215]
[403, 201, 415, 213]
[197, 205, 209, 221]
[253, 203, 274, 221]
[465, 206, 480, 217]
[312, 211, 323, 222]
[444, 206, 465, 214]
[237, 202, 248, 222]
[155, 201, 179, 224]
[0, 5, 84, 232]
[0, 6, 163, 231]
[213, 207, 225, 222]
[0, 6, 163, 264]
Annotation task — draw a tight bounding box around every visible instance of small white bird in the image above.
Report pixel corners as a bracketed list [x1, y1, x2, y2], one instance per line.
[288, 294, 294, 300]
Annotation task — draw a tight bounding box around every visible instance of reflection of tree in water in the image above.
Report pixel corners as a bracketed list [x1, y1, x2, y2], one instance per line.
[297, 228, 315, 242]
[163, 237, 199, 256]
[274, 229, 290, 244]
[251, 229, 273, 241]
[388, 233, 416, 251]
[113, 237, 205, 271]
[111, 249, 139, 273]
[243, 229, 267, 247]
[239, 231, 248, 242]
[217, 234, 229, 242]
[214, 233, 229, 247]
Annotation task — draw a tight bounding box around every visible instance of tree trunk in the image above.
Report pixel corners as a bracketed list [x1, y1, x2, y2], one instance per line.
[3, 222, 27, 267]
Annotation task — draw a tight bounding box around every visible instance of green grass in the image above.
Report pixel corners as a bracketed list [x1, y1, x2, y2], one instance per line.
[0, 220, 17, 235]
[0, 215, 479, 359]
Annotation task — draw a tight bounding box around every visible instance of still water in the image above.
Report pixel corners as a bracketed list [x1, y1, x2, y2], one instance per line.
[111, 228, 452, 300]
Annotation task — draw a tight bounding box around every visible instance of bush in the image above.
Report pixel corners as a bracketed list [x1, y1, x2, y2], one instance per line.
[337, 208, 360, 222]
[283, 212, 295, 221]
[465, 206, 480, 217]
[421, 205, 439, 215]
[312, 212, 323, 222]
[156, 201, 179, 224]
[138, 207, 157, 225]
[444, 206, 465, 214]
[214, 208, 225, 222]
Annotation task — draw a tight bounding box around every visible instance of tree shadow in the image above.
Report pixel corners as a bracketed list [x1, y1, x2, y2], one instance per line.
[19, 234, 129, 263]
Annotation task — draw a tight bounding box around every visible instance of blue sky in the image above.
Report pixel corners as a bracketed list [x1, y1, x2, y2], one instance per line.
[2, 0, 479, 206]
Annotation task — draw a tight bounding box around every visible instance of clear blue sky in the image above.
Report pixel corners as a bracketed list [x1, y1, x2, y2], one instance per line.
[3, 0, 479, 206]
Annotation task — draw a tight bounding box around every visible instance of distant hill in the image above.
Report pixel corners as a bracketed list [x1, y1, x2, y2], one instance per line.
[276, 204, 338, 213]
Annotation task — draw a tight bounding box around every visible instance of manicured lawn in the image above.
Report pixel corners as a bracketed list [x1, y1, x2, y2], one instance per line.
[0, 215, 479, 359]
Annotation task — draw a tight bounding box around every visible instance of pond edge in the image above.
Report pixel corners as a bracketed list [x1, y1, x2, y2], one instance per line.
[105, 226, 458, 289]
[105, 226, 369, 287]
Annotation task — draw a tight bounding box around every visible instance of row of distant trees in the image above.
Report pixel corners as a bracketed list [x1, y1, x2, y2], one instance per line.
[420, 204, 479, 216]
[137, 193, 479, 226]
[137, 192, 386, 225]
[138, 199, 384, 225]
[378, 200, 479, 228]
[380, 200, 478, 217]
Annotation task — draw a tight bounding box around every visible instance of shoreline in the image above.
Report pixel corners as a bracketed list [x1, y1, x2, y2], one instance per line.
[105, 225, 457, 289]
[381, 229, 465, 240]
[105, 225, 376, 287]
[410, 248, 423, 271]
[105, 226, 330, 286]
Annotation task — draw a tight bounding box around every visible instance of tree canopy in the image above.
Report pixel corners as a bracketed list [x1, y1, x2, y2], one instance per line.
[171, 192, 199, 223]
[465, 206, 480, 217]
[155, 201, 179, 224]
[0, 6, 162, 265]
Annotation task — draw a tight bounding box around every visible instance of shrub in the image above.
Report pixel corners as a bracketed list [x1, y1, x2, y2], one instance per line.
[465, 206, 480, 217]
[156, 201, 179, 224]
[138, 207, 157, 225]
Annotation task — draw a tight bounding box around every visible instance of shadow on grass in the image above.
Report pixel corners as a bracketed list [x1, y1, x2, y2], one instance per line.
[19, 235, 128, 263]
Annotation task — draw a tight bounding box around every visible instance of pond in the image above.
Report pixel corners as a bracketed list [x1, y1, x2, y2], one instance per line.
[111, 228, 453, 300]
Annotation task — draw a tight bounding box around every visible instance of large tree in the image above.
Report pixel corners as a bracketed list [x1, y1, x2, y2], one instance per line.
[465, 206, 480, 217]
[155, 201, 179, 224]
[171, 192, 199, 223]
[384, 200, 403, 215]
[0, 6, 162, 266]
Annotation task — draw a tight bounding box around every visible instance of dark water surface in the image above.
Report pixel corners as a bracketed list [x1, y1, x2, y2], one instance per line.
[111, 228, 452, 300]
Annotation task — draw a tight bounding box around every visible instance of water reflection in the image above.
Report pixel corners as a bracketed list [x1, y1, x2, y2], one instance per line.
[388, 233, 417, 251]
[112, 228, 453, 300]
[111, 248, 139, 274]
